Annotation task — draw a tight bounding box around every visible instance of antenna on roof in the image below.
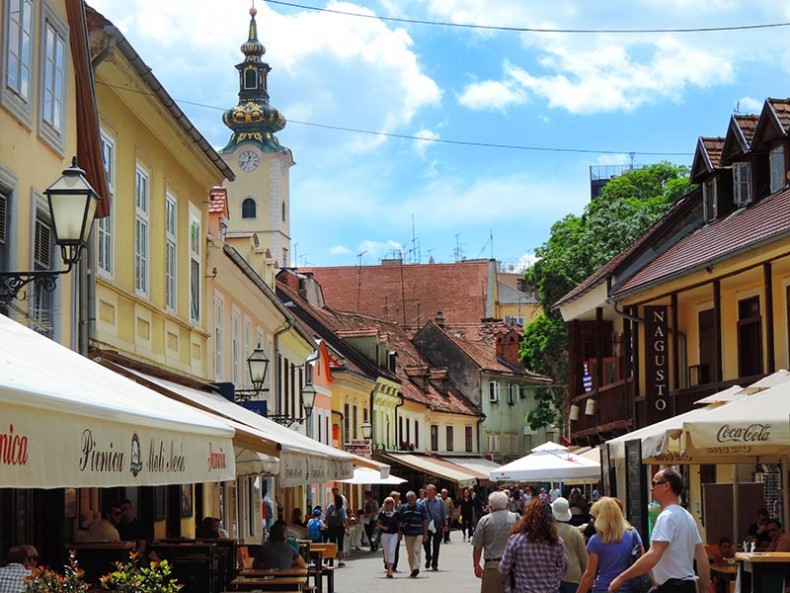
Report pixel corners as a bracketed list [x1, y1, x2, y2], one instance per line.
[735, 101, 740, 115]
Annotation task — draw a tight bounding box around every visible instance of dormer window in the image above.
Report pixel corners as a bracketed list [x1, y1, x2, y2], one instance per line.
[733, 162, 751, 207]
[770, 145, 785, 194]
[703, 179, 717, 222]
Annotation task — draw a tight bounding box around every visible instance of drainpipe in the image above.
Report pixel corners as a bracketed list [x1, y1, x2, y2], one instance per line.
[369, 387, 377, 449]
[476, 412, 486, 457]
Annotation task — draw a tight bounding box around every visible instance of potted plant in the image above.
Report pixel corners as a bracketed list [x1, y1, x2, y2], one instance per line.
[99, 554, 181, 593]
[23, 551, 89, 593]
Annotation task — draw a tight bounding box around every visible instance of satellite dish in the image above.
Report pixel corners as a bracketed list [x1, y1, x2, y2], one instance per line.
[508, 264, 515, 271]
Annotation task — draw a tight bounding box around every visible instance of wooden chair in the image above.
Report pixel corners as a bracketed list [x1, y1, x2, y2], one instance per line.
[705, 544, 721, 562]
[237, 545, 252, 570]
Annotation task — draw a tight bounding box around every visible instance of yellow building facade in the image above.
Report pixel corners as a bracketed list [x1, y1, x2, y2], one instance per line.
[0, 0, 100, 343]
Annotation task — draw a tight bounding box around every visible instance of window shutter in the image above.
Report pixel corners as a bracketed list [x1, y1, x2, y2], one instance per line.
[34, 219, 52, 268]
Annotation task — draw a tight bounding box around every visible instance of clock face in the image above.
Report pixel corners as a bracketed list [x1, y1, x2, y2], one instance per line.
[238, 150, 259, 172]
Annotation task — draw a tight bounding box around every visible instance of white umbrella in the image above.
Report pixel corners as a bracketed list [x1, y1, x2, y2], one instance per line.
[490, 444, 600, 482]
[339, 467, 406, 485]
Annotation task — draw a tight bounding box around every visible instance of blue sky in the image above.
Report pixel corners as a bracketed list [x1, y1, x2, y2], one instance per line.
[87, 0, 790, 270]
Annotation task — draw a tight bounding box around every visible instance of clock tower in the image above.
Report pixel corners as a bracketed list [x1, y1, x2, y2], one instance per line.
[221, 6, 293, 269]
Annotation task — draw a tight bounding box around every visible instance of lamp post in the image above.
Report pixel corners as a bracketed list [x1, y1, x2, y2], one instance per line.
[236, 344, 316, 426]
[361, 421, 373, 441]
[0, 157, 100, 313]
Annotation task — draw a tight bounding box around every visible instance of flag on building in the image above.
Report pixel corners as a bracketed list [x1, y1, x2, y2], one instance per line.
[582, 361, 592, 393]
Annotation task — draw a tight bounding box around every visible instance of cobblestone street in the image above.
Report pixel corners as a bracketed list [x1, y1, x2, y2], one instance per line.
[335, 533, 481, 593]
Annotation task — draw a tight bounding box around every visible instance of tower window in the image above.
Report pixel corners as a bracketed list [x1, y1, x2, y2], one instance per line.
[244, 68, 258, 90]
[282, 201, 286, 222]
[242, 198, 257, 219]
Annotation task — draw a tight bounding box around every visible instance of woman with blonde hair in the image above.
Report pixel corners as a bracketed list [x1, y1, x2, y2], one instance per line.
[577, 497, 648, 593]
[499, 499, 568, 593]
[377, 497, 400, 578]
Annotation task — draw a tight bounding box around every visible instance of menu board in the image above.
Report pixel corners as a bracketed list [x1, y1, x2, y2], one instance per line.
[625, 439, 648, 539]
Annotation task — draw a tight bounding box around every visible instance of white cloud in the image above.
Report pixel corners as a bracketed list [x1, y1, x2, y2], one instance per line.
[413, 129, 440, 158]
[357, 240, 405, 261]
[458, 78, 527, 111]
[516, 252, 540, 272]
[329, 245, 353, 255]
[738, 96, 763, 113]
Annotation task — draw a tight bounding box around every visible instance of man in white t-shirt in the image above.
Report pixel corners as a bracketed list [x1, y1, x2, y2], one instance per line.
[608, 467, 710, 593]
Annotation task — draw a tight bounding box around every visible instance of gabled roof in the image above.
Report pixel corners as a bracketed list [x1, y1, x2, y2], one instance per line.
[209, 186, 229, 216]
[613, 186, 790, 297]
[277, 283, 398, 383]
[751, 98, 790, 150]
[434, 322, 550, 381]
[277, 283, 479, 416]
[300, 260, 494, 326]
[690, 137, 725, 183]
[554, 188, 701, 309]
[720, 114, 759, 166]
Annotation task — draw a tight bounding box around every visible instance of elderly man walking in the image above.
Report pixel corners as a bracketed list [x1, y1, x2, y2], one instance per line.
[471, 491, 519, 593]
[399, 491, 429, 578]
[609, 467, 710, 593]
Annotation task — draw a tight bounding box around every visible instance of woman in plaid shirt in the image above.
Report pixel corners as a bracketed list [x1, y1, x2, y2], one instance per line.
[499, 499, 568, 593]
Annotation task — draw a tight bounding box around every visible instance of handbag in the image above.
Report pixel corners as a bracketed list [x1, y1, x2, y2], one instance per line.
[627, 529, 652, 593]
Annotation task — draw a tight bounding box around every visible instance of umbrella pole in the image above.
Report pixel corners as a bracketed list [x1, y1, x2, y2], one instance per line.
[732, 465, 739, 547]
[782, 455, 789, 530]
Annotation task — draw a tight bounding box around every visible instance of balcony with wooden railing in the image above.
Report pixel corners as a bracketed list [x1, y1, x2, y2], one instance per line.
[570, 356, 634, 444]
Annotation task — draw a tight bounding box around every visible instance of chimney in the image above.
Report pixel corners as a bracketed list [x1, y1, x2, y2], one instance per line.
[207, 186, 228, 239]
[435, 310, 445, 328]
[496, 331, 522, 367]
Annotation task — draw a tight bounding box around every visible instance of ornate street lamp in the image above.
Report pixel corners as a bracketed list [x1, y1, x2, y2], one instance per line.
[0, 157, 100, 312]
[361, 421, 373, 441]
[247, 343, 270, 395]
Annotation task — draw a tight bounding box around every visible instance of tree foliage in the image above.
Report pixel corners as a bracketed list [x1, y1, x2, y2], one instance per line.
[520, 162, 692, 430]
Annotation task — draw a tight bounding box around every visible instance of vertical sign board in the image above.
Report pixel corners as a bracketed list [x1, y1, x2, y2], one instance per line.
[644, 305, 670, 425]
[625, 439, 648, 540]
[601, 443, 612, 497]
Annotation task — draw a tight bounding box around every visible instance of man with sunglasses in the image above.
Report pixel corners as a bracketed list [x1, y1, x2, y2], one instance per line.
[608, 467, 710, 593]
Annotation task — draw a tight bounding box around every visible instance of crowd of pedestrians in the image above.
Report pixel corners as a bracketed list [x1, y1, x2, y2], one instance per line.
[284, 468, 712, 593]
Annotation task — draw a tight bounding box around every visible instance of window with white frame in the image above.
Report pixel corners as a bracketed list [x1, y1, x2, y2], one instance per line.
[465, 426, 473, 452]
[703, 179, 717, 222]
[97, 131, 114, 276]
[189, 209, 201, 323]
[770, 146, 785, 194]
[508, 383, 519, 405]
[0, 190, 9, 271]
[165, 193, 177, 311]
[39, 6, 67, 151]
[446, 426, 454, 451]
[733, 162, 751, 206]
[214, 296, 224, 381]
[486, 434, 500, 453]
[232, 309, 240, 385]
[134, 165, 149, 295]
[2, 0, 34, 125]
[488, 381, 500, 403]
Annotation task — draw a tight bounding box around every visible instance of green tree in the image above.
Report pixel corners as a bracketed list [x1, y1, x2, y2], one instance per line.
[520, 162, 692, 430]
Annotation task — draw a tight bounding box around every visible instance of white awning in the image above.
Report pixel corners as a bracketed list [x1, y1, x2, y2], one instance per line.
[490, 445, 600, 482]
[381, 452, 477, 488]
[339, 467, 406, 485]
[444, 456, 501, 479]
[123, 369, 353, 487]
[0, 315, 236, 488]
[234, 447, 280, 476]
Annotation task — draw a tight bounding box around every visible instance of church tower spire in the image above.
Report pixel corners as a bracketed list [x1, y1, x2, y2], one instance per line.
[222, 6, 287, 153]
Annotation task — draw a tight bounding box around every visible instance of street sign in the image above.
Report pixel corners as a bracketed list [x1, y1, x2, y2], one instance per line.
[345, 439, 372, 456]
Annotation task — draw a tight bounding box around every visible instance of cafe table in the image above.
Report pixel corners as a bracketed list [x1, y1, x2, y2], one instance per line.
[239, 568, 309, 578]
[229, 575, 307, 591]
[734, 551, 790, 593]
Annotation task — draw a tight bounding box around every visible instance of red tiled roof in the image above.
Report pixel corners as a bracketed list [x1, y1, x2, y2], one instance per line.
[701, 137, 724, 169]
[769, 98, 790, 133]
[613, 188, 790, 296]
[209, 186, 227, 214]
[721, 114, 759, 165]
[301, 260, 493, 326]
[690, 137, 726, 183]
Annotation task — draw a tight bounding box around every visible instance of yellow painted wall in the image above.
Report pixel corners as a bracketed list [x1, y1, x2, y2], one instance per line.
[91, 49, 226, 381]
[0, 0, 78, 343]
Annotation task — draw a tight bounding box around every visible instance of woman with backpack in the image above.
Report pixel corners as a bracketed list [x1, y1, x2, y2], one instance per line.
[325, 494, 350, 566]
